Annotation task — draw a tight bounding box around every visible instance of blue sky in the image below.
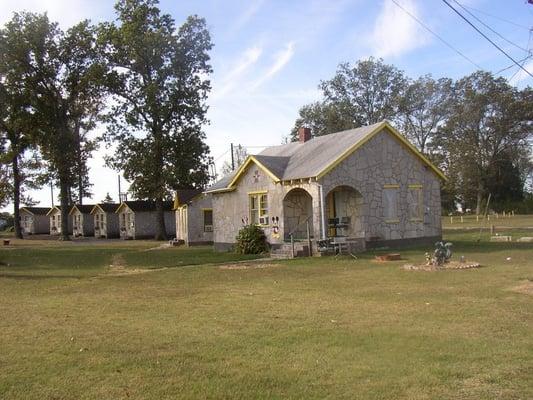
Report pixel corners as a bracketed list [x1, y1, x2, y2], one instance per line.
[1, 0, 532, 209]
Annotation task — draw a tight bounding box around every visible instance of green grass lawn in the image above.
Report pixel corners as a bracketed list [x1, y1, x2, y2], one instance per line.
[442, 213, 533, 230]
[0, 233, 532, 399]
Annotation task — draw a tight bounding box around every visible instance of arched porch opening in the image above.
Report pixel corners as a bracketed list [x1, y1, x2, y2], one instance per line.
[325, 185, 364, 238]
[283, 188, 313, 241]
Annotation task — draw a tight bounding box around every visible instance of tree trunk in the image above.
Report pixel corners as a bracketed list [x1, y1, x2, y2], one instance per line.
[78, 173, 83, 205]
[475, 181, 483, 216]
[59, 178, 70, 241]
[12, 154, 22, 239]
[154, 197, 167, 241]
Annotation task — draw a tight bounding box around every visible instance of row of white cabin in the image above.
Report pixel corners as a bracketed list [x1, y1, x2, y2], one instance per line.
[18, 189, 213, 244]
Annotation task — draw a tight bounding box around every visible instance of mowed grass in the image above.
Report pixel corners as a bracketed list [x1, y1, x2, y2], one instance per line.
[442, 213, 533, 230]
[0, 233, 532, 399]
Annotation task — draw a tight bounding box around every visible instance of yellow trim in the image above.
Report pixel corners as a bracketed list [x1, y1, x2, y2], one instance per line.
[90, 205, 103, 215]
[316, 121, 447, 181]
[383, 184, 400, 188]
[115, 203, 130, 214]
[201, 208, 213, 211]
[227, 155, 281, 188]
[46, 206, 61, 216]
[385, 219, 400, 224]
[248, 192, 269, 227]
[205, 187, 236, 194]
[408, 185, 424, 220]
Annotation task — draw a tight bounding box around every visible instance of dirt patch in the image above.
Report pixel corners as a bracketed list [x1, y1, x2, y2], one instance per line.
[402, 261, 481, 271]
[142, 243, 172, 252]
[104, 253, 166, 276]
[219, 262, 280, 270]
[510, 280, 533, 295]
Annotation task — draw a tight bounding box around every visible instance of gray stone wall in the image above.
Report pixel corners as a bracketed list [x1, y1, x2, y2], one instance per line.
[72, 210, 94, 237]
[212, 166, 321, 246]
[20, 210, 49, 234]
[94, 211, 119, 238]
[318, 129, 441, 241]
[184, 194, 213, 245]
[212, 128, 442, 248]
[118, 209, 175, 239]
[49, 209, 72, 235]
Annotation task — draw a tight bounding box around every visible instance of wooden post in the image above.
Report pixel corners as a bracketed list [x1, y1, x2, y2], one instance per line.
[496, 213, 499, 219]
[461, 216, 464, 223]
[306, 221, 312, 257]
[450, 216, 453, 224]
[487, 215, 490, 221]
[490, 224, 495, 235]
[476, 215, 479, 222]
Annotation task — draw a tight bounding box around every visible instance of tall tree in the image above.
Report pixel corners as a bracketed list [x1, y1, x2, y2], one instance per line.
[101, 0, 213, 240]
[0, 37, 43, 238]
[399, 76, 453, 155]
[290, 58, 407, 141]
[437, 72, 533, 214]
[1, 13, 105, 240]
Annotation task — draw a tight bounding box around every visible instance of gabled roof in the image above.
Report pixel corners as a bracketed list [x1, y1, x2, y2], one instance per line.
[46, 206, 68, 216]
[173, 189, 203, 209]
[206, 121, 446, 193]
[69, 204, 96, 216]
[90, 203, 120, 214]
[116, 200, 174, 213]
[20, 207, 50, 215]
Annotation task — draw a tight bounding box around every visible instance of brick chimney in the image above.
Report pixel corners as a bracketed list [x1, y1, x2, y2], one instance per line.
[298, 127, 311, 143]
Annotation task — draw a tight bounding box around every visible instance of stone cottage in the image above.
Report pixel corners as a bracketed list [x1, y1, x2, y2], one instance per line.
[116, 200, 175, 239]
[20, 207, 50, 235]
[91, 203, 120, 239]
[206, 121, 446, 253]
[70, 204, 96, 237]
[174, 189, 213, 246]
[47, 206, 73, 236]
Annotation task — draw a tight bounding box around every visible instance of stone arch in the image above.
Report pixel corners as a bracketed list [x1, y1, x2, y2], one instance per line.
[325, 185, 364, 238]
[283, 188, 313, 240]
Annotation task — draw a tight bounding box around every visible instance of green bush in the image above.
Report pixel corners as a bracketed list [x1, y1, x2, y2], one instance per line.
[235, 224, 269, 254]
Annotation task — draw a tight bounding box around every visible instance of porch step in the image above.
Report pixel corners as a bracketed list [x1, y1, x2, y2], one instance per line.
[270, 243, 310, 259]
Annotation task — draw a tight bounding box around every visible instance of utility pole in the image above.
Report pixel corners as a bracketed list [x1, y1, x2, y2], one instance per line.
[50, 182, 54, 207]
[231, 143, 235, 171]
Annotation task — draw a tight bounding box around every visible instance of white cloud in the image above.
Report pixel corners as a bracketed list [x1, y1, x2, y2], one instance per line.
[226, 0, 265, 36]
[369, 0, 428, 58]
[212, 46, 263, 98]
[508, 60, 533, 86]
[250, 41, 295, 90]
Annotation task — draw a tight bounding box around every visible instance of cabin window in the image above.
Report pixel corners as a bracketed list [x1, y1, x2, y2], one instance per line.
[203, 209, 213, 232]
[249, 192, 268, 225]
[408, 185, 423, 221]
[383, 185, 399, 223]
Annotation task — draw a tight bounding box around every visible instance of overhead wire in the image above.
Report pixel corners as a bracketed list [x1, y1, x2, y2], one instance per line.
[459, 3, 531, 31]
[441, 0, 533, 79]
[390, 0, 483, 69]
[452, 0, 531, 53]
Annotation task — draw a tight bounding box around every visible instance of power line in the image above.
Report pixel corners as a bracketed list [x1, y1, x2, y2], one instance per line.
[452, 0, 531, 53]
[441, 0, 533, 79]
[390, 0, 483, 69]
[460, 3, 531, 31]
[495, 54, 533, 74]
